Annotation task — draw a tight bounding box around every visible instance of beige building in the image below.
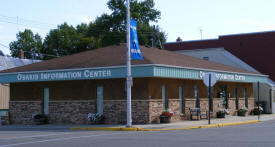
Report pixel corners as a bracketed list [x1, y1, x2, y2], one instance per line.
[0, 53, 40, 124]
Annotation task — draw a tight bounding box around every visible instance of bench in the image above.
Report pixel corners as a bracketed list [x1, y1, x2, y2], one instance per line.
[189, 108, 201, 120]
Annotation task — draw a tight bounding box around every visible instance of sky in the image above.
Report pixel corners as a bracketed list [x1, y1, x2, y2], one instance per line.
[1, 0, 275, 55]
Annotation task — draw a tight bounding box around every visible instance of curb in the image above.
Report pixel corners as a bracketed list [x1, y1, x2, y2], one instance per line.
[70, 120, 260, 131]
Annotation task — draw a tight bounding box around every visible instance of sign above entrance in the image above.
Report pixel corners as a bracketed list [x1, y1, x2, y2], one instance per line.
[200, 71, 246, 81]
[203, 72, 217, 87]
[16, 69, 112, 82]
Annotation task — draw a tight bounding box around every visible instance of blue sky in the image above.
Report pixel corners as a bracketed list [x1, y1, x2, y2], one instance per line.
[1, 0, 275, 55]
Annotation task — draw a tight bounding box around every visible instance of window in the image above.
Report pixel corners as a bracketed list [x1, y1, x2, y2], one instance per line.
[179, 85, 185, 114]
[96, 86, 104, 114]
[194, 85, 200, 108]
[162, 84, 168, 110]
[203, 56, 209, 61]
[244, 88, 248, 108]
[43, 88, 49, 115]
[234, 87, 239, 109]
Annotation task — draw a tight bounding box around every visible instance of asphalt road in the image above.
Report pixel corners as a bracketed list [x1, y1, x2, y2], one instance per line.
[1, 120, 275, 147]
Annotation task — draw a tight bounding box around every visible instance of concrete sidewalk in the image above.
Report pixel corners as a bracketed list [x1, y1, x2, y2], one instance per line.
[134, 114, 275, 130]
[1, 114, 275, 131]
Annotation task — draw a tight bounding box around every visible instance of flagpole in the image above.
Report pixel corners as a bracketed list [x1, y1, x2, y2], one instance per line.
[126, 0, 132, 128]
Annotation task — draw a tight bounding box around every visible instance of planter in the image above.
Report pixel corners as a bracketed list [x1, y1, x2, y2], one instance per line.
[160, 116, 171, 123]
[33, 114, 49, 125]
[90, 118, 105, 124]
[216, 112, 225, 118]
[253, 109, 262, 115]
[237, 111, 246, 116]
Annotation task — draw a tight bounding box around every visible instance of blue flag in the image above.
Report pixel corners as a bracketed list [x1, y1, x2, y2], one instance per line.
[130, 19, 143, 60]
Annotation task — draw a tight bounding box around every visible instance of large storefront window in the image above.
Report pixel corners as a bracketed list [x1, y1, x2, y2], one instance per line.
[218, 86, 228, 109]
[162, 84, 168, 110]
[179, 85, 185, 114]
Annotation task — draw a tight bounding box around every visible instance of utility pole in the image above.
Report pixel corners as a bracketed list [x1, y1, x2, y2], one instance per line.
[199, 27, 203, 40]
[126, 0, 132, 128]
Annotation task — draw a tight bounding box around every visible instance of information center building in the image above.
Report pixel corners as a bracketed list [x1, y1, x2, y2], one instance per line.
[0, 44, 268, 124]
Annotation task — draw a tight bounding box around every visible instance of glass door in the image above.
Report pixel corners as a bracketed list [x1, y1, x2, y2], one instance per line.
[219, 86, 228, 109]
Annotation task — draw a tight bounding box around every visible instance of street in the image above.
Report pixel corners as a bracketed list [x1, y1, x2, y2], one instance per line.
[1, 120, 275, 147]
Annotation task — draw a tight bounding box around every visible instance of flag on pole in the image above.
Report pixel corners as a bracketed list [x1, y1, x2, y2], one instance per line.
[130, 19, 143, 60]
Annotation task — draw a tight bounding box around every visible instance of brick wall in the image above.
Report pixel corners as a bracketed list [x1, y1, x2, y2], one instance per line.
[9, 101, 42, 124]
[9, 98, 255, 124]
[228, 98, 236, 115]
[49, 101, 95, 124]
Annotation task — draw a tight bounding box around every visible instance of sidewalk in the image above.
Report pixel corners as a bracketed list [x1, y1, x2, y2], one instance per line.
[134, 114, 275, 130]
[1, 114, 275, 131]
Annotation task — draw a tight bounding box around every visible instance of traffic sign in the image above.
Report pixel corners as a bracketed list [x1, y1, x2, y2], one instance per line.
[203, 72, 217, 87]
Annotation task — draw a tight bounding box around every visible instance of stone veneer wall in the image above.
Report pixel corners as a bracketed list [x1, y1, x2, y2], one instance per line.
[199, 98, 209, 112]
[9, 101, 42, 125]
[103, 100, 150, 124]
[184, 99, 196, 120]
[212, 98, 223, 117]
[10, 100, 150, 125]
[168, 99, 182, 121]
[10, 98, 255, 124]
[228, 98, 236, 115]
[238, 98, 246, 109]
[148, 100, 162, 123]
[49, 101, 95, 124]
[248, 98, 255, 113]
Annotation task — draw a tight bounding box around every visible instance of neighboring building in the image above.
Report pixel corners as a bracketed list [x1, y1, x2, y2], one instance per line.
[0, 52, 40, 124]
[164, 31, 275, 113]
[0, 44, 268, 125]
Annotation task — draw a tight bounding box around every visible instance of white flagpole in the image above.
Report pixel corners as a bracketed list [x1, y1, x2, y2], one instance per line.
[126, 0, 132, 128]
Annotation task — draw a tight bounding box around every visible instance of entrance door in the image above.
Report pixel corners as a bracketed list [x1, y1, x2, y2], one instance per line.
[96, 86, 104, 114]
[220, 86, 228, 109]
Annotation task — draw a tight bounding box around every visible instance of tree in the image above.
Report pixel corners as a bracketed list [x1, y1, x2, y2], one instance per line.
[90, 0, 166, 47]
[42, 23, 99, 59]
[9, 29, 43, 59]
[9, 0, 166, 59]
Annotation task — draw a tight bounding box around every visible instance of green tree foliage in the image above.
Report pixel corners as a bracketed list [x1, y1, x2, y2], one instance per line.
[10, 0, 166, 59]
[95, 0, 166, 47]
[42, 23, 99, 59]
[9, 29, 43, 59]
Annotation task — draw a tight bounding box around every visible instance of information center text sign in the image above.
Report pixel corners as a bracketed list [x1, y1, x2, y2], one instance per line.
[16, 69, 112, 82]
